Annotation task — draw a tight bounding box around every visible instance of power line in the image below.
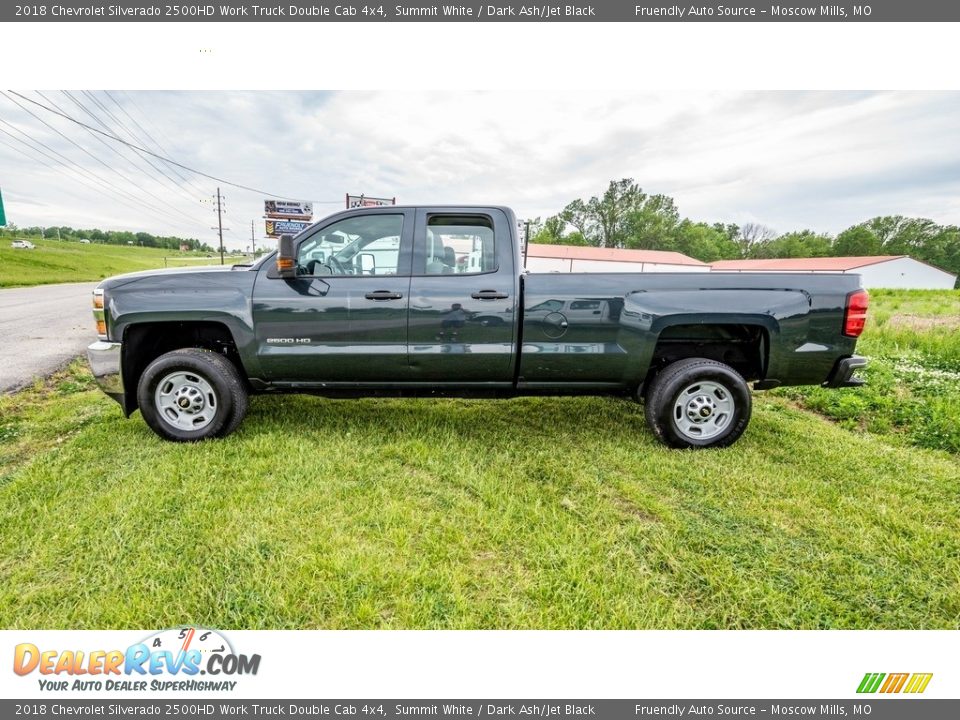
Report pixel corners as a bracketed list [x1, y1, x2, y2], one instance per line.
[0, 132, 60, 172]
[104, 90, 198, 188]
[64, 89, 212, 204]
[60, 90, 216, 229]
[7, 90, 342, 203]
[83, 90, 202, 201]
[0, 107, 214, 237]
[118, 90, 214, 199]
[0, 128, 195, 235]
[53, 91, 190, 195]
[1, 91, 210, 233]
[32, 91, 213, 228]
[0, 136, 176, 227]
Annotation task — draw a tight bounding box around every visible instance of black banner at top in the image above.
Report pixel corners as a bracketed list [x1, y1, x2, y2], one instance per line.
[4, 0, 960, 22]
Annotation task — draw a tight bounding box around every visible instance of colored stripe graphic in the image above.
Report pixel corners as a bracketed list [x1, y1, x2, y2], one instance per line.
[880, 673, 909, 693]
[857, 673, 885, 693]
[857, 672, 932, 694]
[904, 674, 934, 694]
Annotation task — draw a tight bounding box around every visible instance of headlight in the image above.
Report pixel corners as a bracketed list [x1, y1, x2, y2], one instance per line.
[92, 288, 107, 339]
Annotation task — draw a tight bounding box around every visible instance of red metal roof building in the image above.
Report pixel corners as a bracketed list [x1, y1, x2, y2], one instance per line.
[710, 255, 956, 289]
[523, 245, 955, 288]
[525, 244, 709, 273]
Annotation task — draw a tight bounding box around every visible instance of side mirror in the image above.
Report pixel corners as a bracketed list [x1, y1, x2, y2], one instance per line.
[276, 234, 296, 278]
[357, 252, 376, 275]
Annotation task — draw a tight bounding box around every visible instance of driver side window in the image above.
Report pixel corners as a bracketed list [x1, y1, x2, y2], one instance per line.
[297, 214, 403, 277]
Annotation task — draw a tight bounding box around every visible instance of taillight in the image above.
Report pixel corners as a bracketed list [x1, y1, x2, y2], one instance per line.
[843, 289, 869, 338]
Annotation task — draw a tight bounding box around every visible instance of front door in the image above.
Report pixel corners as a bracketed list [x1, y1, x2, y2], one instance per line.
[252, 210, 413, 383]
[406, 208, 518, 384]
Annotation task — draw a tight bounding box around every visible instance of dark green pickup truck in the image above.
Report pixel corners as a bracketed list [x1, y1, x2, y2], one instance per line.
[87, 205, 868, 448]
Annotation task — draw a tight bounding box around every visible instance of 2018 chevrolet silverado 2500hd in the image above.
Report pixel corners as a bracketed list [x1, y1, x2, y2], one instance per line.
[86, 205, 868, 448]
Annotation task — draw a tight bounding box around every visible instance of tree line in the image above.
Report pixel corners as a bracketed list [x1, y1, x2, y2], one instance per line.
[1, 223, 215, 253]
[529, 179, 960, 282]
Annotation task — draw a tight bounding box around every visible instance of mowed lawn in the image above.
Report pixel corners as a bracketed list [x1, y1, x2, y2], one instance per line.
[0, 238, 240, 288]
[0, 291, 958, 629]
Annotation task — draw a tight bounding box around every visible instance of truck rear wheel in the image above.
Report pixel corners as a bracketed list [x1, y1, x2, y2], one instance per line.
[137, 348, 248, 442]
[644, 358, 751, 449]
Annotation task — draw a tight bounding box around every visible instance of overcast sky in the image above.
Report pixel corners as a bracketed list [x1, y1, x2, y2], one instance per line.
[1, 90, 958, 250]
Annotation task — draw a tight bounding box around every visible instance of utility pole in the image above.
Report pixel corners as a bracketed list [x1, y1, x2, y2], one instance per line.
[523, 220, 531, 267]
[250, 219, 256, 258]
[210, 187, 230, 265]
[216, 187, 224, 265]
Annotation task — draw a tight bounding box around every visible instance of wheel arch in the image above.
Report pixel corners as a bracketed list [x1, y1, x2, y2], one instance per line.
[120, 320, 247, 417]
[640, 320, 771, 398]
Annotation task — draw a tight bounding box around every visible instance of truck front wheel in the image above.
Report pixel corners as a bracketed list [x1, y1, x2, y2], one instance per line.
[644, 358, 751, 449]
[137, 348, 248, 442]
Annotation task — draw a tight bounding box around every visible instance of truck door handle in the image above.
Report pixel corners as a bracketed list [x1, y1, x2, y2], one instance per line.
[365, 290, 403, 300]
[471, 290, 509, 300]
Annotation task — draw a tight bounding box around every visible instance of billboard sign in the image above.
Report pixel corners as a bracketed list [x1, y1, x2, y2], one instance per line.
[264, 199, 313, 220]
[265, 219, 312, 238]
[346, 194, 396, 209]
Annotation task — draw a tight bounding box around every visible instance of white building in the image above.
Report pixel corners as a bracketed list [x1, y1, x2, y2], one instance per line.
[710, 255, 957, 290]
[525, 244, 710, 273]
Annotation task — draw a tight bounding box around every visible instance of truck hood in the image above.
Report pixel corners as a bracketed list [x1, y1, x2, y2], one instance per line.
[96, 264, 243, 291]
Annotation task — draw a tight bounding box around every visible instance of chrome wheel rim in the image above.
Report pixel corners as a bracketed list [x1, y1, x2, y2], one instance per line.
[155, 370, 217, 431]
[672, 380, 734, 440]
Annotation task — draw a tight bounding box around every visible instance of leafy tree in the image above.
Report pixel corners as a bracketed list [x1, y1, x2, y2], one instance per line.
[862, 216, 936, 254]
[528, 215, 570, 245]
[536, 179, 960, 277]
[834, 226, 881, 256]
[560, 179, 648, 248]
[624, 194, 681, 251]
[674, 221, 741, 262]
[543, 215, 567, 243]
[736, 223, 775, 257]
[751, 230, 833, 258]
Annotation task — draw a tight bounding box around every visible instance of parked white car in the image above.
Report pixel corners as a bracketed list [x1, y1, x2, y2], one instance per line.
[10, 240, 35, 249]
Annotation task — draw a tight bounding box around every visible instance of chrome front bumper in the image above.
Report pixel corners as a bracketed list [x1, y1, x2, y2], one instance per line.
[87, 340, 124, 405]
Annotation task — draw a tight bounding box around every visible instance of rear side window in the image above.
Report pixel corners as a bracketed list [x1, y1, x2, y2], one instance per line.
[424, 215, 496, 275]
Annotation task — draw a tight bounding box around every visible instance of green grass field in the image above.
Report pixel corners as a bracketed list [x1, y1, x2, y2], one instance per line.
[0, 238, 246, 288]
[0, 291, 958, 630]
[778, 289, 960, 454]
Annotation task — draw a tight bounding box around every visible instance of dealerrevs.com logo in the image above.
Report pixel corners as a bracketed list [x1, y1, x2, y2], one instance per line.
[13, 627, 261, 692]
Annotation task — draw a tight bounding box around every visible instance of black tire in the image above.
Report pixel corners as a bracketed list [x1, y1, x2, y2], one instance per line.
[137, 348, 248, 442]
[643, 358, 751, 449]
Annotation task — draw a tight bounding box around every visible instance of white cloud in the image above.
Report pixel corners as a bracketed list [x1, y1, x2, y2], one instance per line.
[1, 90, 958, 249]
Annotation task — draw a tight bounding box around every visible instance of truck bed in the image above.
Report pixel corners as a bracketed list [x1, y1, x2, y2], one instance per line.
[519, 271, 862, 389]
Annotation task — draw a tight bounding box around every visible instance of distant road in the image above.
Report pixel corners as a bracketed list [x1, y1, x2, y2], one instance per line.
[0, 282, 99, 393]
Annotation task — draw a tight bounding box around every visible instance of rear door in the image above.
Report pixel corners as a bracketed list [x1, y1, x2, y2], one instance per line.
[252, 209, 414, 383]
[407, 208, 518, 384]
